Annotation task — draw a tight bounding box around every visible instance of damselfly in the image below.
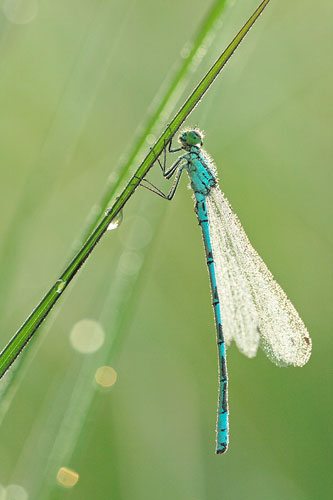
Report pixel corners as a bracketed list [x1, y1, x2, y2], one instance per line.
[138, 128, 312, 454]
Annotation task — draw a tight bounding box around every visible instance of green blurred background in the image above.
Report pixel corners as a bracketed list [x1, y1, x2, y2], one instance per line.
[0, 0, 332, 498]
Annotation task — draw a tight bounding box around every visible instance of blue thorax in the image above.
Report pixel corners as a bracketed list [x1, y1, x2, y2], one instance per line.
[183, 146, 217, 197]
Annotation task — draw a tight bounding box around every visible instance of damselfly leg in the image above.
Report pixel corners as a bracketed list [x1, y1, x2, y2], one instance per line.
[135, 136, 185, 200]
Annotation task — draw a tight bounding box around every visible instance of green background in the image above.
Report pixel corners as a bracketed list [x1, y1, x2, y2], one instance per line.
[0, 0, 331, 499]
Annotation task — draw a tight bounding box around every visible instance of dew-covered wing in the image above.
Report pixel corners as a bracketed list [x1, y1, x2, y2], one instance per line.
[205, 186, 311, 367]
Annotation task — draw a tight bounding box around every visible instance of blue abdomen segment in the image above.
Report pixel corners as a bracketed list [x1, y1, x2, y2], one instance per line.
[192, 180, 229, 454]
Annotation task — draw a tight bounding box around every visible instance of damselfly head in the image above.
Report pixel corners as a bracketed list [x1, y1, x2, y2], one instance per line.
[179, 129, 204, 150]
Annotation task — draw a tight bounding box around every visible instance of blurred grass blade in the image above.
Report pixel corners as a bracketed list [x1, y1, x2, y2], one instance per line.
[0, 0, 271, 378]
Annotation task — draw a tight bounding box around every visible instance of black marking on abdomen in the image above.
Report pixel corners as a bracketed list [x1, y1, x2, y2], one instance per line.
[207, 251, 214, 265]
[212, 287, 219, 306]
[198, 219, 209, 226]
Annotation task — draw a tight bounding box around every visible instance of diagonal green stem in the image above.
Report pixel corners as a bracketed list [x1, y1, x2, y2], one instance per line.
[0, 0, 271, 378]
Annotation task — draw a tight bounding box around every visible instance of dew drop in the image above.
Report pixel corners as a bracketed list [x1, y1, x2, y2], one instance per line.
[55, 279, 66, 294]
[106, 209, 123, 231]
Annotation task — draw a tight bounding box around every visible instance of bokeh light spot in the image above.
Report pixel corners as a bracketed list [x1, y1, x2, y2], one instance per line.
[95, 366, 118, 387]
[118, 251, 142, 276]
[3, 0, 38, 25]
[5, 484, 28, 500]
[146, 134, 156, 145]
[70, 319, 105, 354]
[56, 468, 79, 488]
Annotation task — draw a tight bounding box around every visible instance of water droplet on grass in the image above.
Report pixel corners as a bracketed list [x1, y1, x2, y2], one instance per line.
[55, 279, 66, 294]
[106, 209, 123, 230]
